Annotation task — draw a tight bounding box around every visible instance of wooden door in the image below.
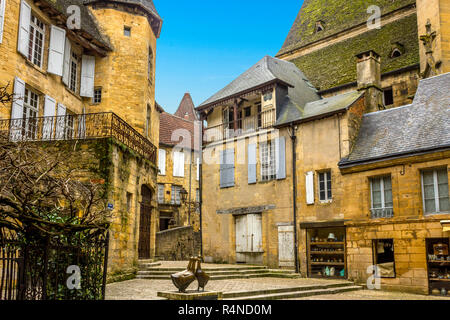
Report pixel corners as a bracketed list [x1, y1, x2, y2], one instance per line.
[138, 186, 152, 259]
[278, 225, 295, 268]
[235, 214, 262, 263]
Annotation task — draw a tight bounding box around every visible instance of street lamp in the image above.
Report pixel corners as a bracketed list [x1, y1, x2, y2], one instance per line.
[180, 187, 188, 203]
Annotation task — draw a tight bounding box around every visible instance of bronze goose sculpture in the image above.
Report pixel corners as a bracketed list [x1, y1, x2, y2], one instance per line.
[194, 256, 210, 292]
[170, 257, 196, 293]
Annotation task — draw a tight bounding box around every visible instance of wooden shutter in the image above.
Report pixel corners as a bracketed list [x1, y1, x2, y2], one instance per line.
[62, 37, 71, 85]
[235, 215, 247, 253]
[10, 77, 25, 141]
[55, 103, 66, 139]
[220, 149, 235, 188]
[278, 225, 295, 267]
[47, 25, 66, 76]
[306, 171, 315, 205]
[173, 151, 184, 177]
[0, 0, 6, 43]
[158, 149, 166, 175]
[80, 55, 95, 97]
[42, 95, 56, 140]
[248, 143, 257, 184]
[17, 0, 30, 56]
[276, 136, 286, 180]
[248, 214, 262, 253]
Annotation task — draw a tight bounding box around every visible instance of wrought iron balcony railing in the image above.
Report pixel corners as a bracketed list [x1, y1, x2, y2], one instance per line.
[0, 112, 157, 164]
[204, 108, 275, 143]
[371, 207, 394, 219]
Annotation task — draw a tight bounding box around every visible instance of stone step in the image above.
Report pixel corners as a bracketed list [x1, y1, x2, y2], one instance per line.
[138, 259, 159, 264]
[136, 268, 289, 276]
[136, 272, 299, 281]
[138, 262, 162, 268]
[223, 282, 354, 298]
[226, 285, 363, 300]
[139, 266, 268, 272]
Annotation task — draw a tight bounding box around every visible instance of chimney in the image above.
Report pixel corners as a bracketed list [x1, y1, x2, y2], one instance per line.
[356, 50, 384, 113]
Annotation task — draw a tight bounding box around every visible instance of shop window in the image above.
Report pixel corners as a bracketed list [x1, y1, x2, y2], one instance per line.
[370, 176, 394, 218]
[426, 238, 450, 296]
[318, 171, 332, 201]
[421, 168, 450, 214]
[383, 87, 394, 106]
[372, 239, 396, 278]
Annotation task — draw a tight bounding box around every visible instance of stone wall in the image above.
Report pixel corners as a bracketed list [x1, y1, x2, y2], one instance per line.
[155, 226, 201, 260]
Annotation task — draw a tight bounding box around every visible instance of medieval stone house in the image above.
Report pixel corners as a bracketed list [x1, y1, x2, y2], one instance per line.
[197, 0, 450, 295]
[0, 0, 162, 281]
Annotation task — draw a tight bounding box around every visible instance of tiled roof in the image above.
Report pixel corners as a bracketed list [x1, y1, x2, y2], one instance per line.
[174, 93, 198, 121]
[340, 73, 450, 167]
[276, 91, 364, 126]
[159, 112, 199, 151]
[197, 56, 320, 111]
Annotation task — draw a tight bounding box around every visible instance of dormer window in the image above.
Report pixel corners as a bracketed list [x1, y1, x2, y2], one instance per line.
[315, 21, 324, 33]
[390, 43, 405, 58]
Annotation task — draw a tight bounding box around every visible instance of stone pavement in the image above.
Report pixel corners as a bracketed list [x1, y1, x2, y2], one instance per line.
[105, 277, 450, 300]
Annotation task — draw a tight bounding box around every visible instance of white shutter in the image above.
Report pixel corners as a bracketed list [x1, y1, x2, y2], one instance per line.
[17, 0, 31, 56]
[0, 0, 6, 43]
[306, 171, 315, 205]
[173, 151, 185, 177]
[47, 25, 66, 76]
[62, 37, 71, 85]
[55, 103, 66, 139]
[80, 55, 95, 97]
[42, 95, 56, 140]
[235, 215, 247, 253]
[10, 77, 25, 141]
[248, 214, 262, 253]
[158, 149, 166, 175]
[196, 156, 200, 181]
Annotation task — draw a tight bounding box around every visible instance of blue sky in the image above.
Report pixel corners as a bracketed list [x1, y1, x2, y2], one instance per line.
[153, 0, 304, 114]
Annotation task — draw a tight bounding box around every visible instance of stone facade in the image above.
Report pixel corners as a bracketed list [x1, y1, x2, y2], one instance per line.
[155, 226, 201, 261]
[0, 0, 162, 280]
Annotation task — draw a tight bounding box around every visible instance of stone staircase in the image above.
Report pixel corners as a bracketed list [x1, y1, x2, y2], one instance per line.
[137, 262, 299, 280]
[223, 282, 363, 300]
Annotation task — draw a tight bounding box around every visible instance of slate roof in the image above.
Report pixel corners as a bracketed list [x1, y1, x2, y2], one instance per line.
[174, 93, 198, 121]
[278, 0, 416, 56]
[276, 91, 364, 126]
[339, 72, 450, 167]
[197, 56, 320, 111]
[159, 113, 198, 151]
[44, 0, 112, 49]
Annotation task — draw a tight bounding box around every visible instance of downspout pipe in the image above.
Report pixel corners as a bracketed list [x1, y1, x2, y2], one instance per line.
[289, 123, 299, 274]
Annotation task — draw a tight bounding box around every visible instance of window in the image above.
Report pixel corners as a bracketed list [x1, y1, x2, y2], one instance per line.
[124, 26, 131, 37]
[244, 107, 251, 118]
[28, 14, 45, 67]
[173, 151, 185, 177]
[370, 176, 393, 218]
[422, 168, 449, 214]
[256, 103, 262, 128]
[171, 185, 182, 205]
[146, 104, 151, 137]
[93, 88, 102, 104]
[0, 0, 6, 44]
[263, 92, 272, 102]
[220, 149, 235, 188]
[126, 192, 133, 212]
[195, 189, 200, 203]
[157, 184, 165, 204]
[391, 48, 402, 58]
[383, 87, 394, 106]
[260, 141, 276, 182]
[373, 239, 396, 278]
[22, 87, 39, 139]
[315, 21, 324, 33]
[318, 171, 332, 201]
[69, 51, 78, 92]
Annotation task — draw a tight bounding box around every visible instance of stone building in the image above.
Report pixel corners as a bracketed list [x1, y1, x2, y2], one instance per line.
[156, 94, 201, 260]
[197, 0, 450, 295]
[0, 0, 162, 281]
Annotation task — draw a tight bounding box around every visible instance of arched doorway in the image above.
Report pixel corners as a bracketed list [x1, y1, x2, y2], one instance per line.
[138, 185, 152, 259]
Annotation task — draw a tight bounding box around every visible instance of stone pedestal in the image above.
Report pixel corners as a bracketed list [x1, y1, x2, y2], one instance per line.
[157, 290, 223, 300]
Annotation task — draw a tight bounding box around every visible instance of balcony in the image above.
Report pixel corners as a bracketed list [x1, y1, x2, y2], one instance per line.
[204, 108, 275, 143]
[371, 207, 394, 219]
[0, 112, 157, 164]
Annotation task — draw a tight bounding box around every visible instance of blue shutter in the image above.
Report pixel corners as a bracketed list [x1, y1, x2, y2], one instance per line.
[276, 136, 286, 180]
[248, 144, 257, 184]
[220, 149, 235, 188]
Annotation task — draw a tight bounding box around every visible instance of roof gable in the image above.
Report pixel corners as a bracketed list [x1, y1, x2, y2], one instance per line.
[174, 93, 198, 121]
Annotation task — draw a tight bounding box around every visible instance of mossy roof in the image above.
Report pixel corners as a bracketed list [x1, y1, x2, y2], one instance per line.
[278, 0, 416, 55]
[288, 14, 419, 91]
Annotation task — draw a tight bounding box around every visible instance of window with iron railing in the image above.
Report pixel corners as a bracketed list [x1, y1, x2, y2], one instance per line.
[370, 176, 394, 219]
